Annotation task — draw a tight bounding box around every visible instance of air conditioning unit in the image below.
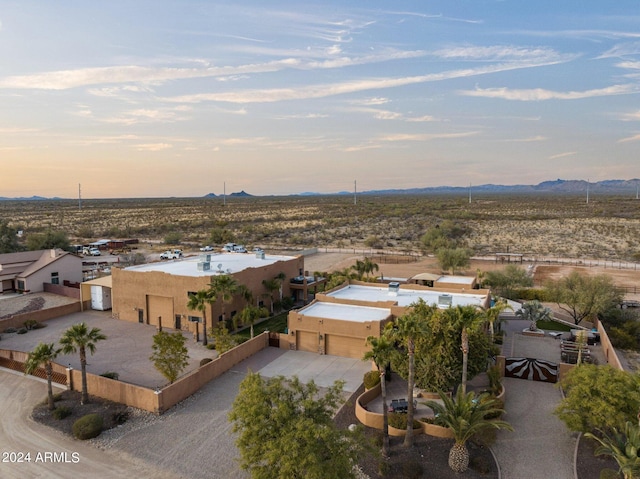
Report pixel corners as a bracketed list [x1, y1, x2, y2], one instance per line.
[388, 282, 400, 296]
[256, 251, 265, 259]
[197, 262, 211, 271]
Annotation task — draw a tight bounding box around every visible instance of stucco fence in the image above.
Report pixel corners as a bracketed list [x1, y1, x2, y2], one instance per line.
[2, 332, 270, 414]
[0, 302, 82, 331]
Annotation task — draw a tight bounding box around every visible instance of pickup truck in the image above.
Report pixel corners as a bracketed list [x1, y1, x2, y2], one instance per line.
[160, 250, 183, 260]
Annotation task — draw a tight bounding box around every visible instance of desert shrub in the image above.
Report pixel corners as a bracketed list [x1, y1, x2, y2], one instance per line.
[72, 414, 103, 440]
[515, 288, 549, 301]
[16, 327, 27, 334]
[206, 343, 216, 350]
[4, 327, 16, 333]
[199, 358, 213, 366]
[163, 232, 182, 245]
[388, 413, 421, 430]
[364, 235, 383, 249]
[363, 370, 381, 390]
[23, 319, 38, 330]
[52, 392, 63, 402]
[280, 297, 294, 310]
[401, 460, 424, 479]
[608, 325, 640, 350]
[52, 406, 72, 420]
[32, 322, 47, 329]
[100, 371, 119, 380]
[111, 409, 129, 425]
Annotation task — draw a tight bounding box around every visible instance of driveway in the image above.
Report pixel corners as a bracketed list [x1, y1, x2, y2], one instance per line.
[1, 348, 369, 479]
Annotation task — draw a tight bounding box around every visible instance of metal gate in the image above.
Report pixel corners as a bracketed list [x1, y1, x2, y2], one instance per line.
[504, 357, 558, 383]
[269, 332, 280, 348]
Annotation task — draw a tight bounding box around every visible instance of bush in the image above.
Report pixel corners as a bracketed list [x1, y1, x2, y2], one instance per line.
[72, 414, 103, 440]
[111, 409, 129, 425]
[52, 406, 72, 420]
[32, 322, 47, 330]
[4, 327, 17, 333]
[363, 370, 381, 390]
[16, 328, 27, 335]
[100, 371, 119, 380]
[388, 412, 421, 430]
[487, 365, 502, 396]
[199, 358, 213, 366]
[206, 343, 216, 350]
[23, 319, 38, 330]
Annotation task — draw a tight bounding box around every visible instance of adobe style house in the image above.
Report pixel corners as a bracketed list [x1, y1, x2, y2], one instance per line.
[111, 252, 304, 333]
[0, 249, 83, 294]
[287, 281, 491, 359]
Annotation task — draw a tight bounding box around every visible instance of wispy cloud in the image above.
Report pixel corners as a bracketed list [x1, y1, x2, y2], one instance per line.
[548, 151, 577, 160]
[406, 115, 436, 122]
[618, 133, 640, 143]
[379, 131, 478, 142]
[135, 143, 173, 151]
[619, 110, 640, 121]
[0, 127, 40, 133]
[502, 135, 547, 142]
[460, 84, 640, 101]
[432, 45, 568, 63]
[275, 113, 329, 119]
[350, 97, 390, 106]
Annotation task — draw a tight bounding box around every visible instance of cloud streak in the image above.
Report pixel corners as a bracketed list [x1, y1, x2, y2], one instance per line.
[460, 84, 640, 101]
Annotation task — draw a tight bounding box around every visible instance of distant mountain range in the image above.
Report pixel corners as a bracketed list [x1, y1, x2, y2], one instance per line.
[2, 179, 640, 200]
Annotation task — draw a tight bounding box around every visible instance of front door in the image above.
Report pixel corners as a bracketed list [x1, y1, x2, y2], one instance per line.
[138, 309, 144, 323]
[175, 314, 182, 330]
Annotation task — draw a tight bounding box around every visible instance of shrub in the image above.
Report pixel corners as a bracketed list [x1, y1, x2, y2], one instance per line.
[4, 327, 17, 333]
[100, 371, 119, 380]
[206, 343, 216, 350]
[23, 319, 38, 330]
[388, 412, 421, 430]
[32, 322, 47, 330]
[52, 392, 63, 402]
[363, 370, 381, 390]
[111, 409, 129, 425]
[199, 358, 213, 366]
[72, 414, 103, 440]
[16, 328, 28, 334]
[52, 406, 72, 420]
[487, 365, 502, 396]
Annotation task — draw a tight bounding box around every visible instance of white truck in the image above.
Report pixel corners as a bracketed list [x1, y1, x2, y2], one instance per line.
[160, 249, 183, 260]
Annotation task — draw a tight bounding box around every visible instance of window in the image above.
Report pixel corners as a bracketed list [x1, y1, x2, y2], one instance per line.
[187, 291, 197, 298]
[51, 272, 59, 285]
[17, 280, 25, 291]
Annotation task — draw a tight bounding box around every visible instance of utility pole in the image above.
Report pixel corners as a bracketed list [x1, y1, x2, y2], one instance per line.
[354, 180, 357, 206]
[78, 183, 82, 210]
[586, 179, 589, 204]
[468, 182, 472, 204]
[223, 182, 226, 207]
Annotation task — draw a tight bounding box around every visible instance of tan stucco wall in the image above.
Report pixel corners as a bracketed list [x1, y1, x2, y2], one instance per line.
[21, 254, 83, 293]
[112, 256, 303, 334]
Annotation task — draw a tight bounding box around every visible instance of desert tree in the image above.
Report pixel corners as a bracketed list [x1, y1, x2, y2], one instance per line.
[229, 373, 370, 479]
[363, 335, 394, 458]
[187, 289, 215, 346]
[545, 271, 622, 325]
[25, 342, 62, 411]
[437, 247, 471, 274]
[26, 229, 71, 252]
[425, 389, 512, 473]
[482, 265, 533, 300]
[0, 219, 22, 253]
[150, 331, 189, 384]
[60, 322, 107, 404]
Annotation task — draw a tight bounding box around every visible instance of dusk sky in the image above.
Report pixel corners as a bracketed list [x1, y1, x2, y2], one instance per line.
[1, 1, 639, 198]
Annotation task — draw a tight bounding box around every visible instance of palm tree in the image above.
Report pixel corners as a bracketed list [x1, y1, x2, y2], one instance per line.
[585, 422, 640, 479]
[388, 299, 433, 447]
[187, 289, 214, 346]
[425, 389, 513, 473]
[262, 278, 280, 314]
[363, 335, 395, 458]
[362, 257, 379, 281]
[351, 259, 366, 280]
[60, 323, 107, 404]
[25, 342, 62, 411]
[446, 305, 484, 394]
[209, 274, 239, 326]
[482, 298, 513, 342]
[516, 300, 552, 332]
[238, 305, 263, 338]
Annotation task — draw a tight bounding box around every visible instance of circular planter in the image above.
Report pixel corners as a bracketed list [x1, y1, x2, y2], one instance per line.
[419, 420, 455, 439]
[388, 423, 423, 437]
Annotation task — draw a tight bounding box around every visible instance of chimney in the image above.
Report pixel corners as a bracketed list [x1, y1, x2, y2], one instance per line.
[50, 249, 57, 258]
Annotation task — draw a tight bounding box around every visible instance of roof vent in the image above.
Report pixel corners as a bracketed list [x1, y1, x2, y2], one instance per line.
[256, 251, 265, 260]
[388, 282, 400, 296]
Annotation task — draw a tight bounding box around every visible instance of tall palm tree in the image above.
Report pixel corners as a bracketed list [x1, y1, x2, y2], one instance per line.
[351, 259, 366, 280]
[60, 323, 107, 404]
[25, 342, 62, 411]
[585, 422, 640, 479]
[425, 389, 513, 473]
[239, 305, 263, 338]
[209, 274, 239, 326]
[388, 299, 433, 447]
[262, 278, 280, 314]
[446, 305, 484, 394]
[362, 257, 379, 281]
[482, 298, 513, 342]
[187, 289, 214, 346]
[363, 335, 394, 458]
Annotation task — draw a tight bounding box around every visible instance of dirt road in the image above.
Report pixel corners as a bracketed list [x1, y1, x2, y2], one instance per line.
[0, 369, 182, 479]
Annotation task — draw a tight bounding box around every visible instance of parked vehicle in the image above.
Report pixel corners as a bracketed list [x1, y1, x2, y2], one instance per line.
[222, 243, 237, 252]
[160, 250, 182, 260]
[89, 248, 101, 256]
[200, 245, 214, 252]
[233, 245, 247, 253]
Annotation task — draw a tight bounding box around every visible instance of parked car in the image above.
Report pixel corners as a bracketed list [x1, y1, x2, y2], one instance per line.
[222, 243, 237, 252]
[89, 248, 101, 256]
[233, 245, 247, 253]
[200, 245, 214, 252]
[160, 250, 181, 260]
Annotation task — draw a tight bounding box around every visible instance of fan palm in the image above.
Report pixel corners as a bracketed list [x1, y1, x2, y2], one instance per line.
[209, 275, 239, 326]
[425, 389, 513, 473]
[187, 289, 214, 346]
[585, 422, 640, 479]
[363, 335, 395, 457]
[445, 305, 484, 394]
[60, 323, 106, 404]
[516, 300, 552, 332]
[482, 298, 513, 342]
[25, 342, 62, 411]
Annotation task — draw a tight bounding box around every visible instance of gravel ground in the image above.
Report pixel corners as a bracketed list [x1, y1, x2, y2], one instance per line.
[0, 292, 78, 320]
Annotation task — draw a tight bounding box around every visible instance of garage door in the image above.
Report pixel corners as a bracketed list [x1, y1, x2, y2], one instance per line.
[147, 295, 174, 328]
[296, 331, 317, 353]
[325, 334, 366, 359]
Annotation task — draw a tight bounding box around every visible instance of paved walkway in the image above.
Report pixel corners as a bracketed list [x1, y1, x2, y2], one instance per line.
[493, 318, 576, 479]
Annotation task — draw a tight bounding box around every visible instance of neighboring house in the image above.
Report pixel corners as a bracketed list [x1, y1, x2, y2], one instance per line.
[409, 273, 477, 290]
[0, 249, 83, 294]
[286, 280, 491, 359]
[111, 252, 304, 332]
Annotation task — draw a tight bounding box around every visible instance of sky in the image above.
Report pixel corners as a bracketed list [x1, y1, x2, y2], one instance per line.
[1, 1, 639, 198]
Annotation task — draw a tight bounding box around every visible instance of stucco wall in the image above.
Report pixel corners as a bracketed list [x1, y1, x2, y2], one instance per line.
[0, 302, 81, 330]
[21, 254, 83, 293]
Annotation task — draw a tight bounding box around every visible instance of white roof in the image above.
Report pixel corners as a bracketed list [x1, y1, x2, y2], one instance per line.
[124, 252, 295, 277]
[437, 275, 475, 285]
[326, 284, 487, 308]
[298, 302, 390, 323]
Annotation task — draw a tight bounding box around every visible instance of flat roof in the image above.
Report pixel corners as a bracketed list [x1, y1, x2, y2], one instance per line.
[436, 275, 475, 285]
[326, 284, 487, 308]
[299, 302, 391, 323]
[124, 253, 295, 277]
